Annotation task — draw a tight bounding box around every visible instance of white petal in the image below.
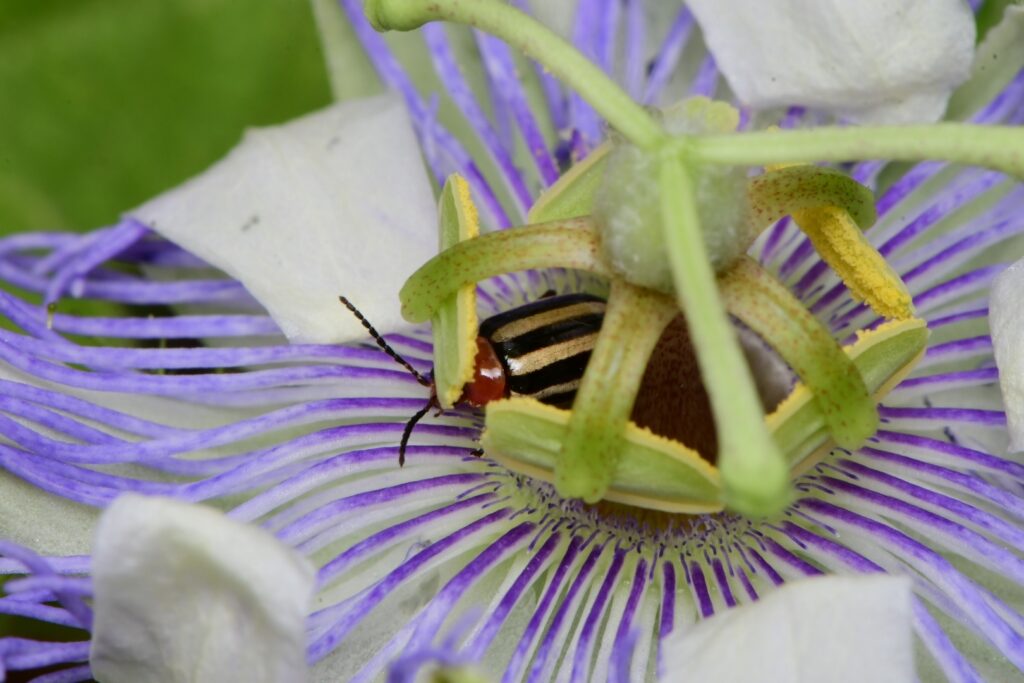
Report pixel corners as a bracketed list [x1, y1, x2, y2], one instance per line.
[0, 473, 98, 556]
[131, 94, 438, 343]
[687, 0, 975, 123]
[661, 574, 914, 683]
[90, 494, 316, 683]
[990, 259, 1024, 452]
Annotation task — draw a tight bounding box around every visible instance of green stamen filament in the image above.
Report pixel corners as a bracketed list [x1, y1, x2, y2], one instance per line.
[720, 257, 878, 449]
[432, 174, 481, 408]
[555, 278, 679, 503]
[746, 164, 877, 231]
[399, 219, 611, 323]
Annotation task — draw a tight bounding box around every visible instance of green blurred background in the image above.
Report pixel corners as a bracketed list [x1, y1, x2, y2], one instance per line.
[0, 0, 331, 236]
[0, 0, 330, 666]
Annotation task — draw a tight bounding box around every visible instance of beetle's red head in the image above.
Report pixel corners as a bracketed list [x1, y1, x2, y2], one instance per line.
[459, 337, 507, 407]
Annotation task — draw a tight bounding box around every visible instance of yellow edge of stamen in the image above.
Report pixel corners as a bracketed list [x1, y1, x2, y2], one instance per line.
[437, 174, 480, 408]
[484, 397, 724, 514]
[787, 343, 926, 478]
[769, 317, 928, 476]
[498, 457, 725, 515]
[490, 397, 721, 478]
[453, 175, 480, 402]
[792, 206, 915, 320]
[454, 173, 480, 235]
[767, 318, 923, 422]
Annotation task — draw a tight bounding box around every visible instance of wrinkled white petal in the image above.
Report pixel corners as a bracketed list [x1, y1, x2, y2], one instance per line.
[990, 259, 1024, 452]
[687, 0, 975, 123]
[661, 574, 914, 683]
[90, 494, 316, 683]
[132, 94, 438, 343]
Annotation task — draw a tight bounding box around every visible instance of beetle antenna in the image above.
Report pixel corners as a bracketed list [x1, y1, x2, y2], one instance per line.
[339, 296, 431, 387]
[399, 399, 434, 466]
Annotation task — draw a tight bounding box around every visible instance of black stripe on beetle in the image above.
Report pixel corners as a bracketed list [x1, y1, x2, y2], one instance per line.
[479, 293, 605, 408]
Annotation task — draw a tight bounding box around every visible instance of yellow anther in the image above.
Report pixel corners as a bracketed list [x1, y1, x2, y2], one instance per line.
[791, 205, 915, 320]
[766, 161, 914, 321]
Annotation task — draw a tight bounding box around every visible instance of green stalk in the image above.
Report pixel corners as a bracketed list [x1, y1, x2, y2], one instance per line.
[364, 0, 665, 149]
[659, 156, 790, 517]
[693, 124, 1024, 178]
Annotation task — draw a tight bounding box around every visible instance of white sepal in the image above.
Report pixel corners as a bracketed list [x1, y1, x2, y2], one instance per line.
[990, 259, 1024, 452]
[686, 0, 975, 123]
[90, 494, 316, 683]
[660, 574, 914, 683]
[132, 94, 438, 343]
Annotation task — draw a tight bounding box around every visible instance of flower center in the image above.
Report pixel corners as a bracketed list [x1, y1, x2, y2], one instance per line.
[586, 499, 725, 536]
[632, 314, 793, 464]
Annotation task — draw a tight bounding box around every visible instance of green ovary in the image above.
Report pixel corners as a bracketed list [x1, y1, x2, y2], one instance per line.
[593, 98, 753, 294]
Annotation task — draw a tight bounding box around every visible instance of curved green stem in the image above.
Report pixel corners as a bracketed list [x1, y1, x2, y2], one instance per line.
[555, 279, 678, 503]
[399, 218, 611, 323]
[692, 124, 1024, 178]
[746, 165, 876, 230]
[365, 0, 665, 149]
[659, 156, 790, 518]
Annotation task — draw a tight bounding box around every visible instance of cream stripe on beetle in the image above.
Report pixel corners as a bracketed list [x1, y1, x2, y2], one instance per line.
[529, 379, 583, 402]
[488, 300, 607, 342]
[505, 332, 600, 377]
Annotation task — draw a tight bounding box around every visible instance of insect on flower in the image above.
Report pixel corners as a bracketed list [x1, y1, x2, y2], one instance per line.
[339, 291, 606, 466]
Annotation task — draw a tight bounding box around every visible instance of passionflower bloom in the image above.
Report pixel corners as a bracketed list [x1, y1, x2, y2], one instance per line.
[2, 1, 1024, 681]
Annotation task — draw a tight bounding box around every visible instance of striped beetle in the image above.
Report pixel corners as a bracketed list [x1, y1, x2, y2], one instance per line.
[340, 292, 608, 466]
